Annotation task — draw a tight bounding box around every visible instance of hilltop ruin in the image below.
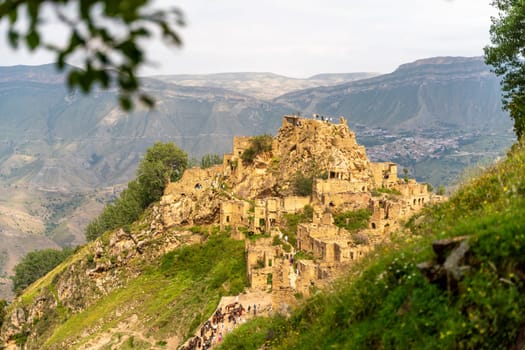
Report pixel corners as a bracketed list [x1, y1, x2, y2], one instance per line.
[160, 114, 443, 312]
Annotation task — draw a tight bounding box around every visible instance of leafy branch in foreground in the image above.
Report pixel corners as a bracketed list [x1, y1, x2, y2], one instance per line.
[0, 0, 185, 110]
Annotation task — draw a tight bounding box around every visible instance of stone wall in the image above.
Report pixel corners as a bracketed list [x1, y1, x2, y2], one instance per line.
[370, 162, 399, 189]
[220, 200, 251, 231]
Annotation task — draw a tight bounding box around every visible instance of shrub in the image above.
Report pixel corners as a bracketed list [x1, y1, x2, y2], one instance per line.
[12, 248, 73, 294]
[293, 173, 313, 196]
[333, 209, 372, 232]
[200, 154, 222, 168]
[241, 135, 273, 164]
[281, 205, 313, 247]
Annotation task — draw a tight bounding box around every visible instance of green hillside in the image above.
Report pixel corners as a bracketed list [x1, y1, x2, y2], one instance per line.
[1, 225, 247, 349]
[219, 141, 525, 349]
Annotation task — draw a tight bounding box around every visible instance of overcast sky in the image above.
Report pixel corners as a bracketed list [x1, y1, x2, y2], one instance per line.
[0, 0, 495, 77]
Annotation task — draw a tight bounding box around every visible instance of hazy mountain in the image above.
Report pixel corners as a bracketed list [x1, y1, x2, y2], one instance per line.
[0, 67, 290, 191]
[275, 56, 509, 131]
[152, 71, 378, 99]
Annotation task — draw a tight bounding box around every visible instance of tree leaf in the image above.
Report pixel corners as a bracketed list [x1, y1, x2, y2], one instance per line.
[25, 30, 40, 50]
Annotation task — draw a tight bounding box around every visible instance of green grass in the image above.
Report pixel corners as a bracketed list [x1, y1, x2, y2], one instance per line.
[371, 187, 402, 196]
[219, 142, 525, 349]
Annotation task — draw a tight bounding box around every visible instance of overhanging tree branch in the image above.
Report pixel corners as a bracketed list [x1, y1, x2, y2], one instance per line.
[0, 0, 185, 110]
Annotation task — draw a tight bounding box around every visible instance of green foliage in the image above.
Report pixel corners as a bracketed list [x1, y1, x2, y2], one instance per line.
[484, 0, 525, 139]
[281, 205, 313, 247]
[217, 142, 525, 350]
[217, 316, 289, 350]
[137, 142, 188, 203]
[200, 154, 223, 168]
[241, 135, 273, 164]
[13, 331, 29, 346]
[160, 233, 248, 295]
[293, 250, 314, 261]
[0, 0, 185, 110]
[0, 299, 7, 329]
[333, 209, 372, 232]
[12, 248, 73, 295]
[402, 167, 409, 182]
[293, 173, 313, 196]
[86, 142, 187, 241]
[372, 187, 402, 197]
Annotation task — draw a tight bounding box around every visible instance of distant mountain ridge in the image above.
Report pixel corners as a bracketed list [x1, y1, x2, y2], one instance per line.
[152, 71, 379, 99]
[0, 56, 511, 192]
[275, 56, 508, 131]
[0, 64, 67, 84]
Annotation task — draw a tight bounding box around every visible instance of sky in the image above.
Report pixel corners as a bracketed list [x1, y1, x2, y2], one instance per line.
[0, 0, 496, 77]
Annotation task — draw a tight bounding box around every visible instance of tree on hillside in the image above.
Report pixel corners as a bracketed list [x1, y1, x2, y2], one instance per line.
[12, 248, 73, 295]
[137, 141, 188, 205]
[0, 0, 184, 110]
[200, 154, 222, 169]
[86, 142, 187, 241]
[485, 0, 525, 139]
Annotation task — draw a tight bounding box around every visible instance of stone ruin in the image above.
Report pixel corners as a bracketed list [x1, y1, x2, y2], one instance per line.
[159, 114, 445, 312]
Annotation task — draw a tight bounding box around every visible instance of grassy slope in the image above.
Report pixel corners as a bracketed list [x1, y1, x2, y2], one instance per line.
[219, 142, 525, 350]
[12, 231, 247, 349]
[44, 232, 247, 348]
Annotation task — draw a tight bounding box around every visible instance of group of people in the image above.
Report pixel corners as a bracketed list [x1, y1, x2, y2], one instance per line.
[180, 301, 260, 350]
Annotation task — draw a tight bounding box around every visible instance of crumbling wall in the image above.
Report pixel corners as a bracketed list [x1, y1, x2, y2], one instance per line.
[370, 162, 399, 189]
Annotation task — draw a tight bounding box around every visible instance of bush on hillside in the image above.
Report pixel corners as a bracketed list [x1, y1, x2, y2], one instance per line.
[333, 209, 372, 232]
[241, 135, 273, 164]
[12, 248, 73, 295]
[293, 173, 314, 196]
[281, 205, 313, 247]
[200, 154, 223, 168]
